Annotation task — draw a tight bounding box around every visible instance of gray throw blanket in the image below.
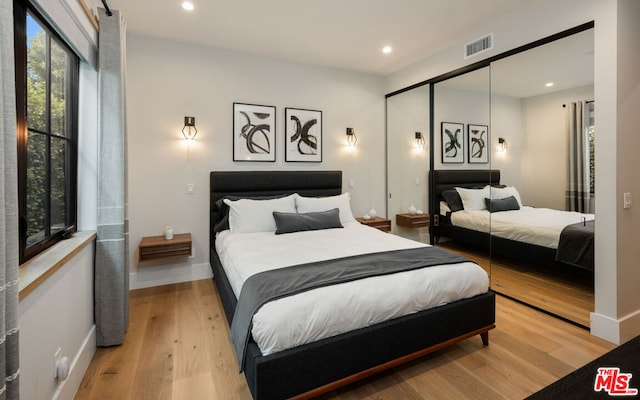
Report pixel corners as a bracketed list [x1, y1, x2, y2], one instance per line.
[230, 246, 471, 371]
[555, 219, 594, 270]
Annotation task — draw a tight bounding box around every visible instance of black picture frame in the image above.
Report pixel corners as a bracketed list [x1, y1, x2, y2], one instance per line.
[284, 108, 322, 162]
[233, 103, 276, 162]
[441, 122, 464, 163]
[468, 124, 489, 164]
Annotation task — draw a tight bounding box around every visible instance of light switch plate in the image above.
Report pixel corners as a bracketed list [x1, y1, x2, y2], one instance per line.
[624, 192, 632, 209]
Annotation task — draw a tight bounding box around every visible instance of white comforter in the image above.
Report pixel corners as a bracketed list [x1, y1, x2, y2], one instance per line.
[215, 222, 488, 356]
[450, 206, 594, 248]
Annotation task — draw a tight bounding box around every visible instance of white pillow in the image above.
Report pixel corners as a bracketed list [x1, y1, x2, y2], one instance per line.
[490, 186, 523, 207]
[223, 195, 297, 233]
[440, 201, 451, 216]
[295, 193, 356, 224]
[455, 186, 490, 211]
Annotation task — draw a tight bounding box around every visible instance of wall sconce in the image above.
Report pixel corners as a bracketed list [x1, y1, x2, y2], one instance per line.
[182, 116, 198, 140]
[498, 137, 508, 152]
[346, 127, 357, 147]
[415, 131, 425, 149]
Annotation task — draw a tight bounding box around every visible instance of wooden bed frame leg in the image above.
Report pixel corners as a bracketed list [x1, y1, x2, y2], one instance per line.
[481, 331, 489, 346]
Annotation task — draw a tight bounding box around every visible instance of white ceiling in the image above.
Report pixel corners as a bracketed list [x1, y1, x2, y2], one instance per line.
[439, 28, 594, 98]
[103, 0, 546, 76]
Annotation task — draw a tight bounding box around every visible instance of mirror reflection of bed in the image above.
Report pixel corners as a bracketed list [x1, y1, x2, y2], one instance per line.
[386, 25, 595, 328]
[432, 169, 594, 327]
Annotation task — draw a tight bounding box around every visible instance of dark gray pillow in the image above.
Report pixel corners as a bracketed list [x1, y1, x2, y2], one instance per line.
[273, 208, 343, 235]
[484, 196, 520, 212]
[441, 190, 464, 212]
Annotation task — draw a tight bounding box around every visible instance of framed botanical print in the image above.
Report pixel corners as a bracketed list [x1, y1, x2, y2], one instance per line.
[284, 107, 322, 162]
[468, 124, 489, 164]
[441, 122, 464, 163]
[233, 103, 276, 162]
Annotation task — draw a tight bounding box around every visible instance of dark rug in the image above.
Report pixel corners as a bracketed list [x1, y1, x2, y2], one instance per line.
[527, 335, 640, 399]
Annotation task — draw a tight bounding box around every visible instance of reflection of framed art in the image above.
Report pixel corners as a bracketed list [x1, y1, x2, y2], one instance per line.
[285, 108, 322, 162]
[233, 103, 276, 162]
[468, 124, 489, 164]
[441, 122, 464, 163]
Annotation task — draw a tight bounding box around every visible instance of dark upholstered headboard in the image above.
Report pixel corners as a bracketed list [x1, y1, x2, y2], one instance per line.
[431, 169, 501, 214]
[210, 170, 342, 237]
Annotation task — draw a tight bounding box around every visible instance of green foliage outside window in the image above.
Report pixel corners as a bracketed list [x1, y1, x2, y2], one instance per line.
[25, 15, 71, 246]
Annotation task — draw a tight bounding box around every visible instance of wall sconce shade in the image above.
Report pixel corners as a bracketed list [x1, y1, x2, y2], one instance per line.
[415, 131, 425, 149]
[498, 137, 507, 151]
[182, 116, 198, 140]
[346, 127, 357, 146]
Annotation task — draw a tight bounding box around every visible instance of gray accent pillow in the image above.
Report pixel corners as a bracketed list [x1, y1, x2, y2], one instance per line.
[484, 195, 520, 212]
[273, 208, 343, 235]
[442, 190, 464, 212]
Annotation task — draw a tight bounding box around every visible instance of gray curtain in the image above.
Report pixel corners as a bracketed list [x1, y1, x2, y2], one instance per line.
[566, 101, 591, 213]
[0, 0, 21, 397]
[95, 8, 129, 346]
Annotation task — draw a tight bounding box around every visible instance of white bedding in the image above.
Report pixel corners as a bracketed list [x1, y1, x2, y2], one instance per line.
[450, 206, 594, 248]
[215, 222, 488, 356]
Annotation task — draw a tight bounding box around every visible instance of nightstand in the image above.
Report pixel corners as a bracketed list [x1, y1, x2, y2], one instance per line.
[396, 213, 437, 228]
[356, 217, 391, 232]
[139, 233, 192, 261]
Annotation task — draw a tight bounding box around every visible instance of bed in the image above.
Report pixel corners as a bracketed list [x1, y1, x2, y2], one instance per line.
[210, 170, 496, 400]
[431, 169, 595, 271]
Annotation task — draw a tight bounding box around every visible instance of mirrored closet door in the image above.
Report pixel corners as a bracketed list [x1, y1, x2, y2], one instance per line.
[430, 66, 493, 282]
[385, 23, 595, 328]
[488, 27, 595, 327]
[386, 85, 430, 243]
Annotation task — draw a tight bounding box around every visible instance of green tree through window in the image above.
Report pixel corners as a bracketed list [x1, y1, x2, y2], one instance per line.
[15, 1, 79, 263]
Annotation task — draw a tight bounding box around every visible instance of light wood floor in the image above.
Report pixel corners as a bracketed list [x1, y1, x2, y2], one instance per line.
[75, 279, 614, 400]
[438, 241, 594, 327]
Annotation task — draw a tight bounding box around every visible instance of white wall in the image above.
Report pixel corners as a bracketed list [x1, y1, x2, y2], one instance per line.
[125, 34, 386, 288]
[433, 85, 490, 170]
[19, 243, 96, 400]
[490, 94, 524, 191]
[520, 85, 594, 209]
[611, 0, 640, 341]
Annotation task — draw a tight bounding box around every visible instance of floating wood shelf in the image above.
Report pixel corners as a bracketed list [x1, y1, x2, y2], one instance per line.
[355, 217, 391, 232]
[139, 233, 192, 261]
[396, 213, 435, 228]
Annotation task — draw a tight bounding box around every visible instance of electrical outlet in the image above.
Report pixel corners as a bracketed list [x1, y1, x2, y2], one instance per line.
[54, 347, 62, 378]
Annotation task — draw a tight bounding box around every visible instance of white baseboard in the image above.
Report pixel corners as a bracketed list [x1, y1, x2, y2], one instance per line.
[591, 308, 640, 345]
[53, 325, 97, 400]
[591, 312, 620, 344]
[130, 262, 213, 290]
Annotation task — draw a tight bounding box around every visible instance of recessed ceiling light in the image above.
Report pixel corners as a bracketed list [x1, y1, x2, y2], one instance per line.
[382, 46, 392, 54]
[182, 1, 194, 11]
[545, 82, 554, 87]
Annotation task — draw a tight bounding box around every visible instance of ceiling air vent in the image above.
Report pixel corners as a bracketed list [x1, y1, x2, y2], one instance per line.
[464, 33, 493, 59]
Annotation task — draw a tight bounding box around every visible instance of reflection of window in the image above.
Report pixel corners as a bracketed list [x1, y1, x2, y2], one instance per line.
[587, 101, 595, 195]
[14, 2, 79, 263]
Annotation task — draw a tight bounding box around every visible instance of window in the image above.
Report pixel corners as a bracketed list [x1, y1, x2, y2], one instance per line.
[14, 0, 79, 264]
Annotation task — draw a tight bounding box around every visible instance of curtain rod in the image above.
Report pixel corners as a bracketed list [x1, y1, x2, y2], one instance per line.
[101, 0, 112, 16]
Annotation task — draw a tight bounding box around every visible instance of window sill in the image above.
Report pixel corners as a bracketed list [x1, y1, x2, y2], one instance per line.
[19, 230, 97, 300]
